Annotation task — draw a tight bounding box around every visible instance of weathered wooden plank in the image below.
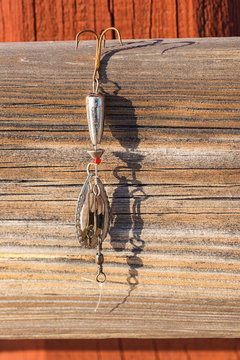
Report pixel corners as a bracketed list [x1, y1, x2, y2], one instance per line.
[0, 38, 240, 338]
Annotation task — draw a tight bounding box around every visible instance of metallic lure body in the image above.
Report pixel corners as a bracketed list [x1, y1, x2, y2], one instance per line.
[86, 93, 104, 146]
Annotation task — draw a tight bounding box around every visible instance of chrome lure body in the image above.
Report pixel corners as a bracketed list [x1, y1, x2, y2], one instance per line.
[86, 93, 104, 146]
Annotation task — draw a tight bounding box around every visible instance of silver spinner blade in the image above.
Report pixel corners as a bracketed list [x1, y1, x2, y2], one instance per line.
[76, 176, 110, 248]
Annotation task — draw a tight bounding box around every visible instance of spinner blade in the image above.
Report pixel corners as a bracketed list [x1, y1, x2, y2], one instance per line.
[75, 177, 110, 249]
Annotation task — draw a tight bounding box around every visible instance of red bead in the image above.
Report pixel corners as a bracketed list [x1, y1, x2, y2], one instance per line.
[93, 158, 101, 164]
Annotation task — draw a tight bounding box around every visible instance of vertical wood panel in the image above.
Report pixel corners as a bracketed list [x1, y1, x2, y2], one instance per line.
[184, 339, 239, 360]
[151, 0, 177, 38]
[0, 1, 5, 41]
[227, 0, 240, 36]
[34, 0, 107, 41]
[98, 339, 122, 360]
[64, 0, 112, 41]
[21, 0, 36, 41]
[114, 0, 178, 39]
[204, 0, 230, 37]
[35, 0, 63, 41]
[94, 0, 112, 35]
[114, 0, 154, 39]
[0, 0, 35, 41]
[75, 0, 95, 39]
[155, 339, 189, 360]
[130, 0, 153, 38]
[44, 340, 99, 360]
[177, 0, 200, 37]
[61, 0, 76, 40]
[0, 340, 45, 360]
[112, 0, 135, 38]
[120, 339, 158, 360]
[155, 339, 240, 360]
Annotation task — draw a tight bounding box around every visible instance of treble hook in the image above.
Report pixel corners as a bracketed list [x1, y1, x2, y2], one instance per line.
[76, 27, 123, 93]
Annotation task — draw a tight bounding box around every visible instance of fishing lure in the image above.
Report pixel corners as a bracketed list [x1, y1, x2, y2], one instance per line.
[75, 28, 122, 282]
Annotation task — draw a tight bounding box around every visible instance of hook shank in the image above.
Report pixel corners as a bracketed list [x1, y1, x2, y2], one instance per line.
[75, 27, 123, 93]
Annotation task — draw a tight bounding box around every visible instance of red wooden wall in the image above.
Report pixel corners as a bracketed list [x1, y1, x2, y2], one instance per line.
[0, 0, 239, 42]
[1, 339, 240, 359]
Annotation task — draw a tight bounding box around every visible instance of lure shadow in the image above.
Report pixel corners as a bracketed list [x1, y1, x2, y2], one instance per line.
[98, 39, 195, 311]
[104, 94, 148, 312]
[99, 40, 157, 311]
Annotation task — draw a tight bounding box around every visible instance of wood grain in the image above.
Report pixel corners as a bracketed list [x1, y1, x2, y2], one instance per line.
[0, 38, 240, 338]
[0, 0, 240, 42]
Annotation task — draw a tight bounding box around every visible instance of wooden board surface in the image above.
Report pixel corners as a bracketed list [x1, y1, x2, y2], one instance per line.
[0, 0, 239, 42]
[0, 37, 239, 338]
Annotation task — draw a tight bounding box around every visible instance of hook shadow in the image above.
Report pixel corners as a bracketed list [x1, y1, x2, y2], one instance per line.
[160, 40, 196, 55]
[99, 39, 196, 92]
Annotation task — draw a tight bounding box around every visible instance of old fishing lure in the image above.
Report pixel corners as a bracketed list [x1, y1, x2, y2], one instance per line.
[75, 28, 123, 283]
